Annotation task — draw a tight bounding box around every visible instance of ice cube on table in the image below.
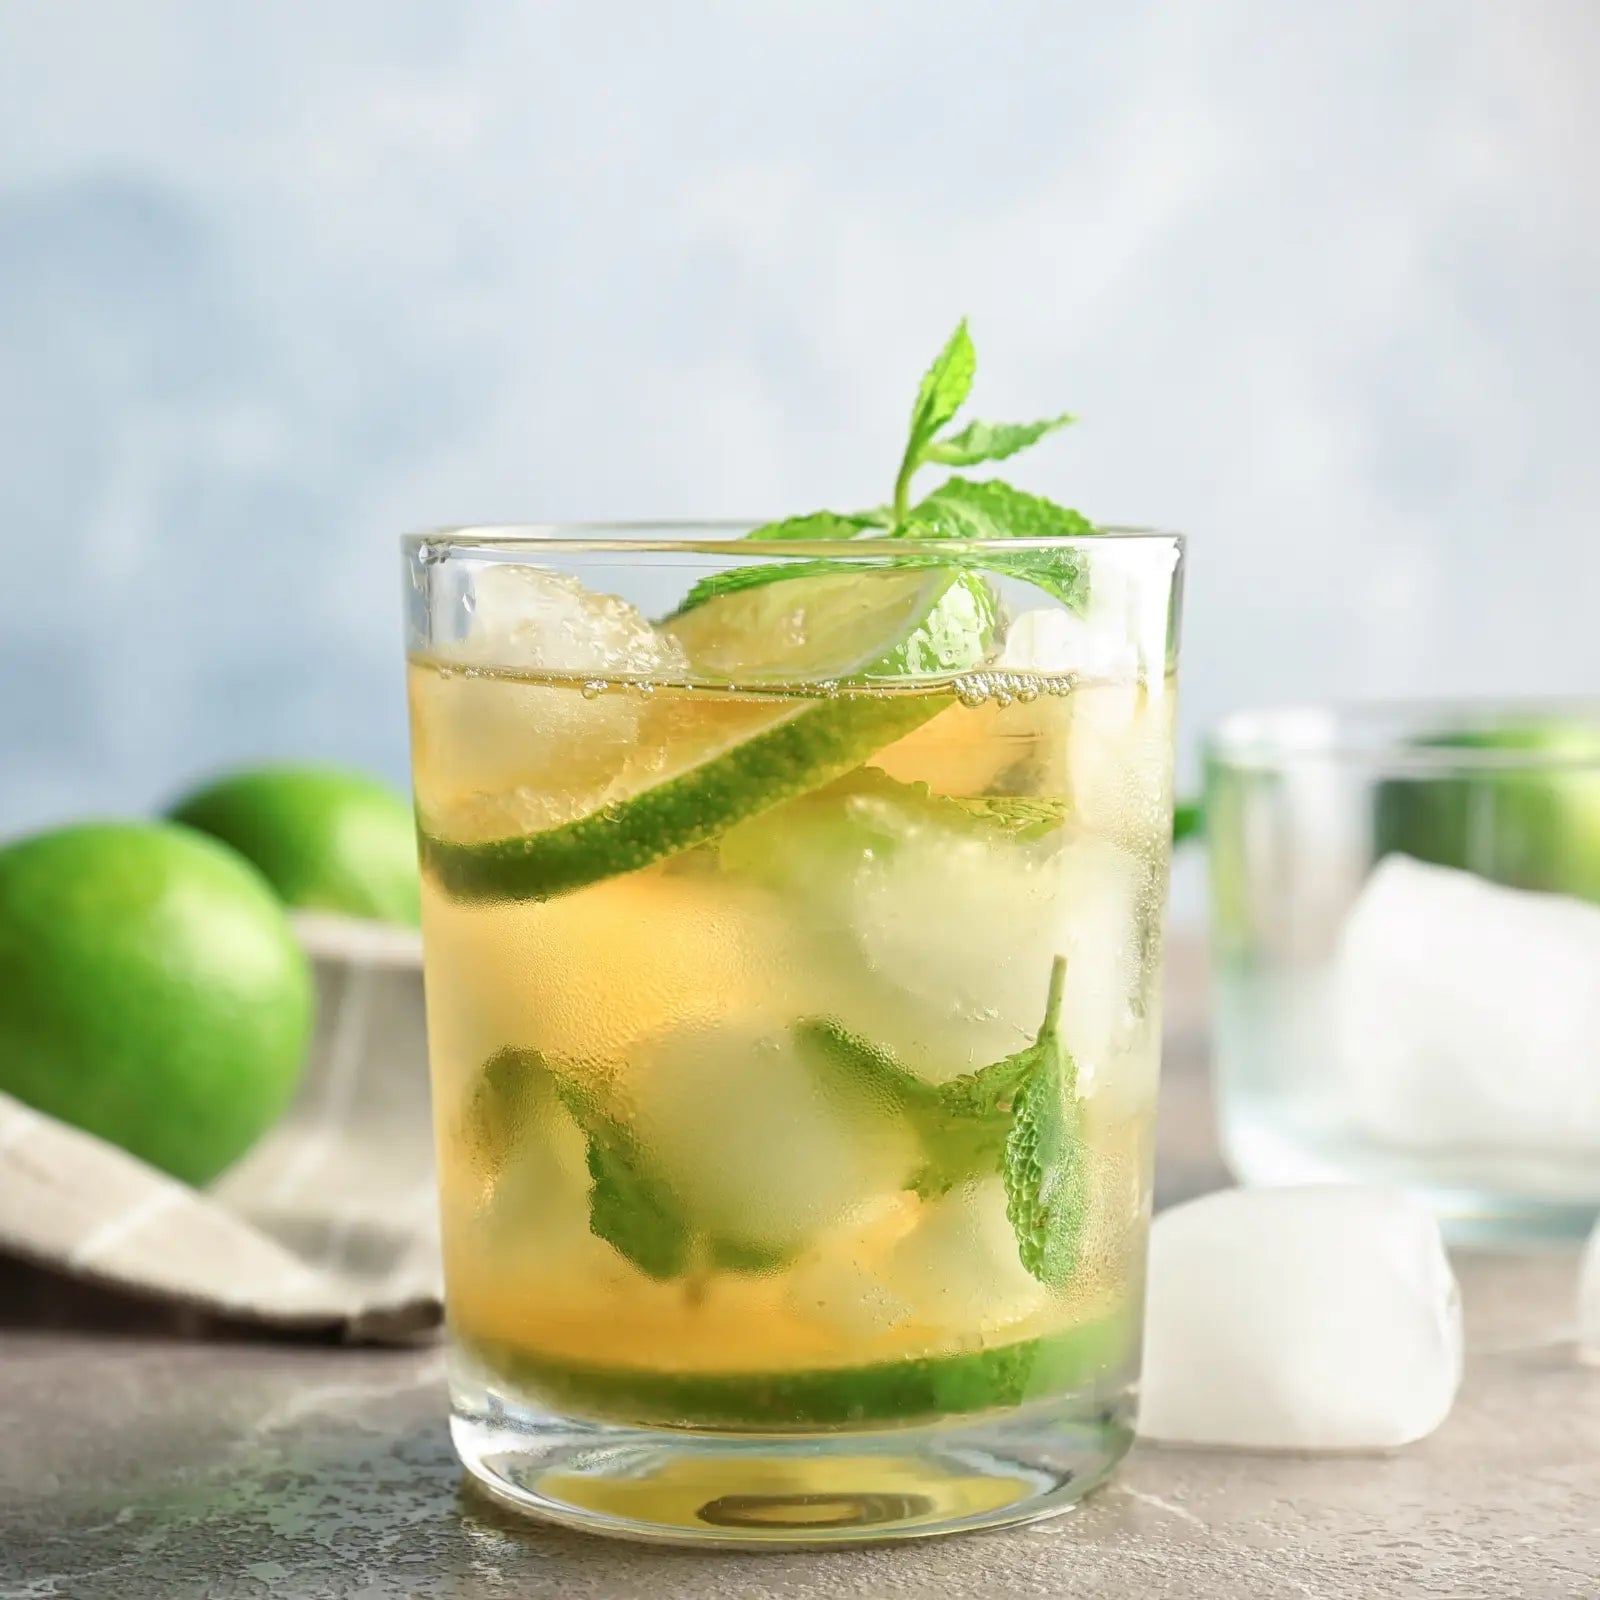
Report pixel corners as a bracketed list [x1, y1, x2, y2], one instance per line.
[1337, 855, 1600, 1152]
[1580, 1218, 1600, 1364]
[1139, 1185, 1462, 1449]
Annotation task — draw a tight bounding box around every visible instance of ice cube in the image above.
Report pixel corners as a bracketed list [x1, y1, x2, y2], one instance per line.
[882, 1179, 1050, 1335]
[786, 1183, 1048, 1342]
[847, 827, 1146, 1085]
[1139, 1185, 1462, 1449]
[1580, 1217, 1600, 1364]
[465, 566, 684, 678]
[628, 1022, 919, 1254]
[414, 568, 686, 837]
[1337, 856, 1600, 1152]
[999, 606, 1134, 678]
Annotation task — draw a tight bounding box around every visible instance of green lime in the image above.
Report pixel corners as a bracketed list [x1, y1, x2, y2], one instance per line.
[170, 764, 420, 926]
[420, 566, 999, 903]
[1373, 718, 1600, 903]
[466, 1314, 1129, 1430]
[0, 822, 314, 1185]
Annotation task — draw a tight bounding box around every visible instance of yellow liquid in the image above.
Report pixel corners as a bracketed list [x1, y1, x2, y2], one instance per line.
[409, 660, 1172, 1426]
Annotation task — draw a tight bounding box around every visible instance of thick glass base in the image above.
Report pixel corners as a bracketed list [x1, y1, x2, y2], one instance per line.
[452, 1386, 1135, 1548]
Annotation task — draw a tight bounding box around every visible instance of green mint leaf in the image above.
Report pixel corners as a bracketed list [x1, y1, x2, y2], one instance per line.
[895, 319, 977, 521]
[581, 1112, 694, 1281]
[1002, 957, 1089, 1288]
[911, 477, 1098, 543]
[469, 1049, 789, 1281]
[908, 477, 1096, 609]
[793, 1018, 941, 1120]
[797, 1011, 1067, 1202]
[909, 1045, 1039, 1197]
[461, 1046, 546, 1174]
[707, 1236, 794, 1275]
[925, 414, 1075, 467]
[944, 795, 1068, 841]
[745, 510, 883, 542]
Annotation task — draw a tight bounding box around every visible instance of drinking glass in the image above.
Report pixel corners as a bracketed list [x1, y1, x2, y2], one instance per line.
[1207, 701, 1600, 1242]
[405, 525, 1183, 1544]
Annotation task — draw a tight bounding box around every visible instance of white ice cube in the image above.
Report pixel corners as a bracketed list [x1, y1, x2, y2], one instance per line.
[1580, 1217, 1600, 1364]
[882, 1179, 1050, 1334]
[415, 568, 688, 835]
[1139, 1185, 1462, 1449]
[1337, 856, 1600, 1152]
[465, 565, 683, 678]
[847, 831, 1145, 1084]
[630, 1022, 918, 1253]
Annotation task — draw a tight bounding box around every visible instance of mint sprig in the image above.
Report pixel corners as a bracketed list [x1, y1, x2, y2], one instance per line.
[681, 320, 1099, 618]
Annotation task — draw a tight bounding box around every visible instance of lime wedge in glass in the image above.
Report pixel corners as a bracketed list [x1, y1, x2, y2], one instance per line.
[419, 566, 998, 902]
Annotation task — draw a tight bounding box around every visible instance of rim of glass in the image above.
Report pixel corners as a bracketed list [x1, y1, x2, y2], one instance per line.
[402, 520, 1183, 557]
[1208, 699, 1600, 775]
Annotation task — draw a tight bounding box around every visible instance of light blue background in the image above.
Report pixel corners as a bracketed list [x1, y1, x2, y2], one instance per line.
[3, 3, 1597, 854]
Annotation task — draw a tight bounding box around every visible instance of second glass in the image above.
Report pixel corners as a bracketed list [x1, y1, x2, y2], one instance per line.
[405, 526, 1183, 1545]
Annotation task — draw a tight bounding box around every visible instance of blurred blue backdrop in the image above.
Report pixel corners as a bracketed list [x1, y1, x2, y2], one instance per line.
[2, 3, 1597, 868]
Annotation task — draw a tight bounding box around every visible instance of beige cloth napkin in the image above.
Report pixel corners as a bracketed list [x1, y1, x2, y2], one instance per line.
[0, 915, 443, 1344]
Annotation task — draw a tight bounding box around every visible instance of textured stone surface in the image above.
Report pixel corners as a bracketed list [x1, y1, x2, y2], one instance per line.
[3, 947, 1596, 1599]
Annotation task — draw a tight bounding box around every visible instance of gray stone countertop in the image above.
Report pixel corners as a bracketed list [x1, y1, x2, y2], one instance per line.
[3, 947, 1597, 1600]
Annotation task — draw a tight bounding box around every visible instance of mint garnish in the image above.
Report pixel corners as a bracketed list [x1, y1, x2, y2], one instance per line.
[674, 319, 1098, 617]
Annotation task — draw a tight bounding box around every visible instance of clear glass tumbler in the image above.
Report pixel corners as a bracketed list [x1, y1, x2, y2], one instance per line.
[1207, 701, 1600, 1242]
[404, 525, 1183, 1545]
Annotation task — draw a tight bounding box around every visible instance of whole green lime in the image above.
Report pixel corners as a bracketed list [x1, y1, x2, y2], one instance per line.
[0, 822, 314, 1185]
[170, 765, 420, 926]
[1373, 718, 1600, 903]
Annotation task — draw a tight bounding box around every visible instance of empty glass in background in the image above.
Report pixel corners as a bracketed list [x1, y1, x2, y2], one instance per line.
[1206, 703, 1600, 1242]
[405, 526, 1183, 1546]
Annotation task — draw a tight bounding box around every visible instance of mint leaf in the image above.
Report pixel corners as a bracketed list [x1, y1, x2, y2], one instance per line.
[793, 1018, 941, 1121]
[895, 319, 976, 521]
[461, 1046, 546, 1174]
[707, 1236, 794, 1274]
[944, 794, 1068, 841]
[464, 1049, 809, 1280]
[1002, 956, 1088, 1288]
[746, 510, 884, 542]
[912, 477, 1097, 543]
[925, 414, 1075, 467]
[909, 477, 1096, 609]
[662, 320, 1101, 618]
[795, 1010, 1064, 1202]
[581, 1112, 694, 1281]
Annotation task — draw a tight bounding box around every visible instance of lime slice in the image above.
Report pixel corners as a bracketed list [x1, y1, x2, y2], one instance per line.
[464, 1313, 1128, 1430]
[419, 567, 998, 902]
